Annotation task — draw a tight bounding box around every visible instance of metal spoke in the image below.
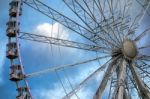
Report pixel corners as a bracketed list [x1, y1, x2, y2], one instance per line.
[116, 0, 132, 41]
[62, 69, 80, 99]
[138, 44, 150, 50]
[124, 79, 132, 99]
[26, 55, 111, 78]
[127, 71, 142, 99]
[93, 0, 122, 46]
[92, 1, 120, 43]
[134, 27, 150, 42]
[137, 54, 150, 61]
[129, 62, 150, 99]
[111, 84, 119, 99]
[108, 77, 113, 99]
[62, 0, 95, 30]
[93, 56, 120, 99]
[136, 65, 150, 79]
[135, 0, 150, 16]
[115, 60, 127, 99]
[55, 70, 69, 98]
[19, 32, 111, 53]
[106, 0, 122, 44]
[125, 67, 133, 99]
[63, 58, 112, 99]
[140, 60, 150, 68]
[126, 0, 150, 37]
[82, 0, 97, 21]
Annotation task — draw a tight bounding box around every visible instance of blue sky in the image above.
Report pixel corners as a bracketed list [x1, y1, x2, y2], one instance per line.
[0, 0, 150, 99]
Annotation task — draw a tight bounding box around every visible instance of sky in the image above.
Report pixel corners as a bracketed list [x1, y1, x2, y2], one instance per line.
[0, 0, 150, 99]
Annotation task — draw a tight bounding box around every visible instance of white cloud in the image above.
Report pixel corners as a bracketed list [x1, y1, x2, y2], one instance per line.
[34, 22, 69, 39]
[28, 22, 79, 54]
[34, 84, 93, 99]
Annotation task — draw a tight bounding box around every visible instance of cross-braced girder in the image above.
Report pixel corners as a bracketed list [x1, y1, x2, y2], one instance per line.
[19, 32, 111, 53]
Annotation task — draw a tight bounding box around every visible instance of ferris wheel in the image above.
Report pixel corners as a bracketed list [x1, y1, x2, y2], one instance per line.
[6, 0, 150, 99]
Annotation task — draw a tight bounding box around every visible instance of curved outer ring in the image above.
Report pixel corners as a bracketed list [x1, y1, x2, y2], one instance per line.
[8, 0, 33, 98]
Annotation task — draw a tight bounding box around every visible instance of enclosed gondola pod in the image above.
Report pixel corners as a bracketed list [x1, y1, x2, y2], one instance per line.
[6, 18, 19, 37]
[6, 42, 18, 59]
[9, 0, 22, 17]
[9, 65, 24, 81]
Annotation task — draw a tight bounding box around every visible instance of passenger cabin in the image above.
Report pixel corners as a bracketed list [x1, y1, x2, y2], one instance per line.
[10, 65, 24, 81]
[6, 42, 18, 59]
[6, 19, 19, 37]
[9, 0, 22, 17]
[17, 87, 31, 99]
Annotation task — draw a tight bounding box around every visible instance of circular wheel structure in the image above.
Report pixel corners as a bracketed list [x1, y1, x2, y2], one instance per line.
[6, 0, 150, 99]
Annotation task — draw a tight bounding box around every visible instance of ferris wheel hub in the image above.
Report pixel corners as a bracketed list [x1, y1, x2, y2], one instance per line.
[122, 39, 137, 60]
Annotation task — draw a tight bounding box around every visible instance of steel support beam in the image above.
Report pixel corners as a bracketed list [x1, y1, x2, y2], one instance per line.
[19, 32, 110, 52]
[116, 60, 127, 99]
[130, 63, 150, 99]
[63, 58, 112, 99]
[93, 57, 119, 99]
[134, 27, 150, 42]
[26, 55, 110, 78]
